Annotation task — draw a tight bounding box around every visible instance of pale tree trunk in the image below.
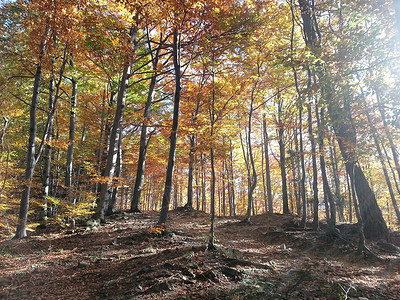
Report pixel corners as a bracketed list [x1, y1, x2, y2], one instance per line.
[307, 101, 319, 230]
[94, 65, 129, 221]
[41, 79, 54, 228]
[228, 141, 236, 216]
[263, 113, 273, 213]
[208, 147, 216, 250]
[130, 34, 163, 212]
[158, 28, 181, 225]
[330, 137, 345, 222]
[65, 78, 77, 189]
[186, 135, 196, 209]
[107, 128, 123, 215]
[240, 84, 258, 223]
[299, 106, 307, 227]
[298, 0, 389, 241]
[316, 105, 336, 229]
[277, 97, 289, 214]
[95, 26, 138, 222]
[15, 36, 67, 238]
[366, 112, 400, 224]
[376, 93, 400, 191]
[201, 154, 206, 212]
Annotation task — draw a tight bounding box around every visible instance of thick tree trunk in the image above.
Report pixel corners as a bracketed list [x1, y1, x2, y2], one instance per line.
[158, 28, 181, 225]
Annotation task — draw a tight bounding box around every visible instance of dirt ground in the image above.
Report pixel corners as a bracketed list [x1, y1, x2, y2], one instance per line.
[1, 209, 400, 299]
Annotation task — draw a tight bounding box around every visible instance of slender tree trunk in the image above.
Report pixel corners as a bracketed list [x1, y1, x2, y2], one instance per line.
[263, 114, 273, 213]
[244, 85, 258, 222]
[41, 79, 55, 228]
[95, 66, 129, 221]
[366, 112, 400, 224]
[377, 93, 400, 190]
[15, 31, 64, 238]
[158, 28, 181, 225]
[316, 105, 336, 229]
[65, 78, 77, 189]
[330, 137, 345, 222]
[299, 109, 307, 227]
[346, 173, 353, 223]
[229, 141, 236, 216]
[195, 162, 200, 210]
[208, 147, 217, 249]
[130, 36, 162, 212]
[107, 128, 123, 215]
[298, 0, 389, 240]
[95, 26, 138, 221]
[201, 154, 206, 212]
[278, 98, 289, 214]
[222, 165, 226, 216]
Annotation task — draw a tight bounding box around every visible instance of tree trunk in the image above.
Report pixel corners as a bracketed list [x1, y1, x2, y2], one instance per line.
[95, 65, 130, 221]
[107, 127, 123, 215]
[366, 112, 400, 225]
[65, 78, 77, 189]
[208, 147, 217, 250]
[15, 30, 61, 238]
[158, 28, 181, 225]
[298, 0, 389, 240]
[95, 26, 138, 221]
[299, 108, 307, 228]
[41, 79, 55, 228]
[377, 93, 400, 191]
[278, 98, 289, 214]
[330, 137, 345, 222]
[130, 36, 162, 212]
[307, 102, 319, 230]
[263, 113, 273, 213]
[316, 105, 336, 229]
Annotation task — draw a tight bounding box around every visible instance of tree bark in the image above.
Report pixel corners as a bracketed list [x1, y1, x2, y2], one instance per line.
[41, 79, 55, 228]
[366, 111, 400, 225]
[298, 0, 389, 240]
[95, 26, 138, 221]
[158, 28, 181, 225]
[130, 35, 162, 212]
[307, 101, 319, 230]
[278, 98, 289, 214]
[316, 105, 336, 228]
[263, 113, 273, 213]
[65, 78, 77, 189]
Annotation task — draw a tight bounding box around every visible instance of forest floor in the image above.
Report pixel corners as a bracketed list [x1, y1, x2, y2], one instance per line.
[1, 209, 400, 299]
